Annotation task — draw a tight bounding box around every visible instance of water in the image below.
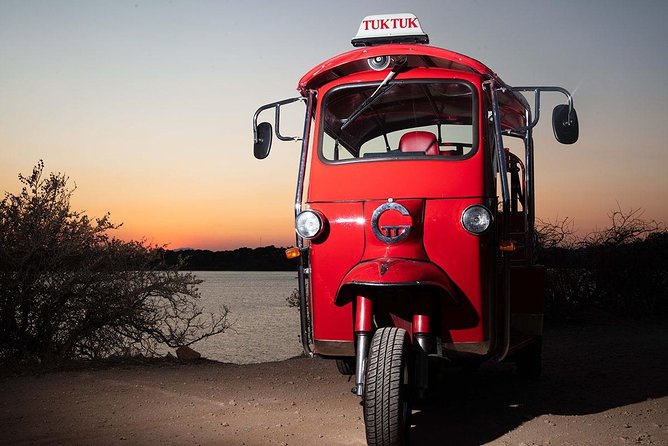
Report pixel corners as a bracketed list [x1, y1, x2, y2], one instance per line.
[187, 271, 303, 364]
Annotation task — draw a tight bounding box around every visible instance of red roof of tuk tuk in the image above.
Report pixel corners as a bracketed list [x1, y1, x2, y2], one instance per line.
[299, 44, 501, 93]
[298, 43, 530, 129]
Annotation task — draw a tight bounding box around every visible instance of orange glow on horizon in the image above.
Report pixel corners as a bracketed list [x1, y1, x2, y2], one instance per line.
[2, 3, 667, 252]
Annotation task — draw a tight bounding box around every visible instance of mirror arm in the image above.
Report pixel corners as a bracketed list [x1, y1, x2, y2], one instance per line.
[509, 86, 575, 131]
[252, 103, 275, 142]
[253, 97, 306, 143]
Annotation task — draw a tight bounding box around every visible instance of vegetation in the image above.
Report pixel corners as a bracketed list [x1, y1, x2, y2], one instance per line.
[0, 162, 230, 367]
[536, 206, 667, 321]
[163, 247, 298, 271]
[285, 288, 300, 309]
[1, 161, 662, 370]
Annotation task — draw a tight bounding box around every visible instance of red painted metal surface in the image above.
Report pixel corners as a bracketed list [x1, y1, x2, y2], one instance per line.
[308, 202, 363, 343]
[338, 258, 456, 298]
[355, 295, 374, 333]
[299, 42, 533, 355]
[361, 199, 426, 261]
[413, 314, 431, 334]
[423, 198, 493, 343]
[307, 197, 493, 344]
[298, 44, 493, 93]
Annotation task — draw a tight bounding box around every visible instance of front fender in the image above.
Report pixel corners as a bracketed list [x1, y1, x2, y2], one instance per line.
[335, 258, 457, 304]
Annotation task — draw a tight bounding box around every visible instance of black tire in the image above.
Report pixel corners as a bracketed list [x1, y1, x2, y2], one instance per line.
[336, 358, 355, 375]
[517, 338, 542, 379]
[364, 327, 412, 446]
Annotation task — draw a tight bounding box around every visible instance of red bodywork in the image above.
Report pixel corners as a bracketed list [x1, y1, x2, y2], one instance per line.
[295, 44, 534, 359]
[253, 18, 577, 443]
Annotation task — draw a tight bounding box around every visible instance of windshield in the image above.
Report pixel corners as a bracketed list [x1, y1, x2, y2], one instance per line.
[320, 80, 477, 162]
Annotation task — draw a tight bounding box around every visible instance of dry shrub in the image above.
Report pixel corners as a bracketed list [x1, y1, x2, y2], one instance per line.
[537, 206, 667, 321]
[0, 162, 230, 366]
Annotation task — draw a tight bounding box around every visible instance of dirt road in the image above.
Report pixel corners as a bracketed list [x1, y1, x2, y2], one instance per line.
[1, 321, 666, 445]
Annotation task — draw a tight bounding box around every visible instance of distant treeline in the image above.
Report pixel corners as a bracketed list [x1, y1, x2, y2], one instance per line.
[162, 246, 299, 271]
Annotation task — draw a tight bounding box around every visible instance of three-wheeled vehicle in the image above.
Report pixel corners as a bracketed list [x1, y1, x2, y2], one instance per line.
[253, 13, 578, 446]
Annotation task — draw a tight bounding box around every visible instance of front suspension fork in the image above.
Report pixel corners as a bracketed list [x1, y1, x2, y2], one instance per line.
[353, 295, 373, 397]
[413, 311, 434, 398]
[353, 295, 435, 397]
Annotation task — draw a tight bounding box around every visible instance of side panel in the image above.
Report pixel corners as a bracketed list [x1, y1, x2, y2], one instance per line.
[423, 198, 494, 344]
[308, 202, 364, 345]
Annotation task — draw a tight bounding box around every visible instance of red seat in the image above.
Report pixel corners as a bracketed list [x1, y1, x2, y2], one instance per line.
[399, 131, 439, 155]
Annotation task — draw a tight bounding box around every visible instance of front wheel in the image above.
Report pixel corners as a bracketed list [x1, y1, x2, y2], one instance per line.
[363, 327, 412, 446]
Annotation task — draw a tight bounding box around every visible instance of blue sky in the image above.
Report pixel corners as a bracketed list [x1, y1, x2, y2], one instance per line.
[1, 0, 667, 249]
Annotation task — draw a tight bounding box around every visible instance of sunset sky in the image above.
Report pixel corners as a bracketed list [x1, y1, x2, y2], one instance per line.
[2, 0, 667, 250]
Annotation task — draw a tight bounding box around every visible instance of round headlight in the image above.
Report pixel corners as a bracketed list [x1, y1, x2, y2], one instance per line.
[295, 210, 324, 239]
[461, 205, 492, 234]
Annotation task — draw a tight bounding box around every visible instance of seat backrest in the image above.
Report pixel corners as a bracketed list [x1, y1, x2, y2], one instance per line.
[399, 131, 439, 155]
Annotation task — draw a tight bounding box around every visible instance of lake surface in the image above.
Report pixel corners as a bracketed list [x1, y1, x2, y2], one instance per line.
[187, 271, 303, 364]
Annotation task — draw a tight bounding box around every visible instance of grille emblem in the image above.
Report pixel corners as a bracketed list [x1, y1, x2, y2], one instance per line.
[371, 201, 412, 244]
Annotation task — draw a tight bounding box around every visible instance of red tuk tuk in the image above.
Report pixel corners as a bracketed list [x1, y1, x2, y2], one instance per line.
[253, 13, 578, 445]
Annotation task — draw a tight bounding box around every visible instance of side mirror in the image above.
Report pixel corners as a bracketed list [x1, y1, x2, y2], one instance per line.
[253, 122, 273, 159]
[252, 97, 305, 159]
[552, 104, 579, 144]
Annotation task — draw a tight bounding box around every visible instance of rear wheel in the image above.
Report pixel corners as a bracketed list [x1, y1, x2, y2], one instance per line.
[363, 327, 412, 446]
[336, 358, 355, 375]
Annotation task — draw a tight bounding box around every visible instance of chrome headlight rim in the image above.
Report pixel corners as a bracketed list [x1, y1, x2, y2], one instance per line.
[295, 210, 325, 239]
[461, 205, 493, 235]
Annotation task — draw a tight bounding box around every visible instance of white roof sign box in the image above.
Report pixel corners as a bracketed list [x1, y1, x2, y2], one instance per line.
[352, 13, 429, 47]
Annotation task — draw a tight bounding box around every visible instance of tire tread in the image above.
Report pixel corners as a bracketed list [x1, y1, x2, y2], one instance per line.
[364, 327, 410, 446]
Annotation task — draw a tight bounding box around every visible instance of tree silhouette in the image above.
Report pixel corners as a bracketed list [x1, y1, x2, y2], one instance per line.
[0, 161, 229, 365]
[536, 205, 667, 321]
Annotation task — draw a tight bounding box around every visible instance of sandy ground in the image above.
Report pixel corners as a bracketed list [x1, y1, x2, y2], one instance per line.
[1, 321, 666, 446]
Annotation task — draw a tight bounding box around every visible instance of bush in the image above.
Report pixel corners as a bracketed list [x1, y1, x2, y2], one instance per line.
[537, 206, 667, 321]
[584, 231, 667, 320]
[286, 288, 300, 309]
[0, 162, 229, 366]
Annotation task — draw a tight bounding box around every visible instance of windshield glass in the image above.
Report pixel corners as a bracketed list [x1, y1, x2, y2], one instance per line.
[320, 80, 477, 162]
